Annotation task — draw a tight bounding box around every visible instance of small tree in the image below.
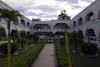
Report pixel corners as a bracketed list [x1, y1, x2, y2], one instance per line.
[58, 10, 71, 20]
[26, 34, 31, 45]
[77, 31, 84, 45]
[20, 31, 26, 48]
[48, 32, 53, 42]
[12, 32, 19, 43]
[0, 9, 22, 67]
[33, 25, 42, 33]
[61, 23, 70, 32]
[72, 31, 78, 48]
[33, 25, 42, 38]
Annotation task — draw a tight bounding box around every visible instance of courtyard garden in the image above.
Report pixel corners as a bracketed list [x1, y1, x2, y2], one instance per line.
[55, 31, 100, 67]
[0, 36, 46, 67]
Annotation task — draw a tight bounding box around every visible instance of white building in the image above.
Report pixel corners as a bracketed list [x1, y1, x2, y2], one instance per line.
[0, 0, 32, 37]
[32, 0, 100, 47]
[1, 0, 100, 47]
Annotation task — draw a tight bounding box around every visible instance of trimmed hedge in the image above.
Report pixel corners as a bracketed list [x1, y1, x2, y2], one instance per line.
[81, 43, 97, 55]
[15, 42, 45, 67]
[0, 43, 17, 54]
[55, 45, 75, 67]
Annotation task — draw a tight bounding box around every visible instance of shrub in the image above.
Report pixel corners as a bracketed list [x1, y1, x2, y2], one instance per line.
[15, 42, 46, 67]
[59, 37, 65, 44]
[0, 43, 17, 54]
[81, 43, 97, 55]
[55, 45, 75, 67]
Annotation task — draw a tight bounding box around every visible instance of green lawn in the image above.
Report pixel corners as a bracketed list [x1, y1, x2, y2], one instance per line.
[0, 44, 38, 67]
[60, 44, 100, 67]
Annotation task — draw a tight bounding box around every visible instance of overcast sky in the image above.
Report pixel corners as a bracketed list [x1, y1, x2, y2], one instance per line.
[2, 0, 95, 21]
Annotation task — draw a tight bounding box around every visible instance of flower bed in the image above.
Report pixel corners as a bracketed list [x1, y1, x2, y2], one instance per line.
[81, 43, 97, 55]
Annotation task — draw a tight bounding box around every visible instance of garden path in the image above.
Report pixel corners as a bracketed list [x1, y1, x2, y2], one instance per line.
[31, 43, 58, 67]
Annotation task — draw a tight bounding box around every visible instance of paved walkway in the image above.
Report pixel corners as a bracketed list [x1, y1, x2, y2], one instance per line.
[31, 43, 58, 67]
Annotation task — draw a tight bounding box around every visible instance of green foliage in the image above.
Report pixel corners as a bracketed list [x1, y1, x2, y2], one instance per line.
[55, 45, 75, 67]
[0, 9, 23, 67]
[68, 31, 83, 48]
[0, 43, 17, 54]
[20, 31, 26, 48]
[33, 25, 42, 32]
[15, 43, 45, 67]
[81, 43, 97, 55]
[61, 23, 70, 32]
[58, 10, 71, 20]
[31, 34, 39, 42]
[60, 37, 65, 44]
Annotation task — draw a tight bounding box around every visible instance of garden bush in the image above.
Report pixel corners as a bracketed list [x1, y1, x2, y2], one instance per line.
[59, 37, 65, 44]
[15, 42, 46, 67]
[81, 43, 97, 55]
[55, 45, 75, 67]
[0, 43, 17, 54]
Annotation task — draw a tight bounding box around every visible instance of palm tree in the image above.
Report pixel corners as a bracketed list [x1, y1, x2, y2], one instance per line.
[33, 25, 42, 36]
[20, 31, 26, 48]
[0, 9, 22, 67]
[61, 23, 70, 32]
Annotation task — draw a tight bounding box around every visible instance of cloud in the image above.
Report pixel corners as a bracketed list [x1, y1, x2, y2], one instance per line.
[56, 0, 78, 4]
[2, 0, 95, 21]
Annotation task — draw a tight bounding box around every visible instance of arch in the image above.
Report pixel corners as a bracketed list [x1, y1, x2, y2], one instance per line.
[21, 19, 25, 25]
[0, 27, 7, 37]
[53, 23, 66, 29]
[85, 27, 96, 42]
[27, 31, 30, 34]
[78, 17, 83, 25]
[73, 21, 76, 27]
[27, 22, 30, 27]
[85, 11, 96, 23]
[11, 29, 18, 37]
[0, 25, 7, 37]
[35, 24, 50, 29]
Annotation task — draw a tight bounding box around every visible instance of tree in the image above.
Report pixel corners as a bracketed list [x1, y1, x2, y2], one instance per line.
[0, 9, 22, 67]
[0, 27, 3, 41]
[61, 23, 70, 32]
[12, 31, 19, 43]
[20, 31, 26, 48]
[77, 31, 84, 45]
[48, 31, 53, 42]
[33, 25, 42, 37]
[26, 34, 32, 45]
[58, 10, 71, 20]
[72, 31, 78, 48]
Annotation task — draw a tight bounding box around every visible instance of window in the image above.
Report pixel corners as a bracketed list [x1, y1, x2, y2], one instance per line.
[85, 11, 96, 23]
[78, 17, 83, 25]
[73, 21, 76, 27]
